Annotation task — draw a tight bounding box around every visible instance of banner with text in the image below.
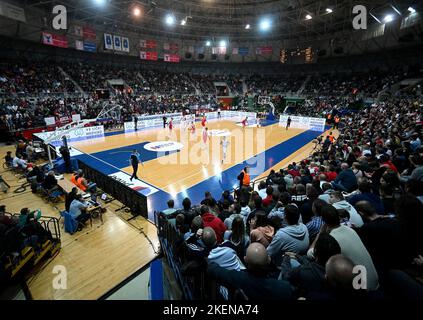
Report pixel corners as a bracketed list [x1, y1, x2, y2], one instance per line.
[256, 46, 273, 55]
[164, 53, 180, 63]
[279, 115, 326, 132]
[42, 32, 68, 48]
[140, 39, 157, 49]
[34, 125, 105, 144]
[140, 51, 158, 61]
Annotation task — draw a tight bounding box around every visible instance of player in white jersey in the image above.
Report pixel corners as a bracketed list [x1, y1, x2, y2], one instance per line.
[180, 116, 187, 131]
[220, 136, 230, 164]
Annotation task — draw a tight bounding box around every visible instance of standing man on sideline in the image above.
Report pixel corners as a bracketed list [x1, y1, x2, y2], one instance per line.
[130, 149, 143, 181]
[133, 113, 138, 131]
[286, 116, 292, 130]
[163, 115, 167, 129]
[59, 144, 72, 173]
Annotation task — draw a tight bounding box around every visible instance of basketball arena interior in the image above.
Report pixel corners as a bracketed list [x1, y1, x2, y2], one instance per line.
[0, 0, 422, 305]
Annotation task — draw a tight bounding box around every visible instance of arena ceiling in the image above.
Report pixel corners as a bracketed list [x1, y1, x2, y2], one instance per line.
[24, 0, 420, 41]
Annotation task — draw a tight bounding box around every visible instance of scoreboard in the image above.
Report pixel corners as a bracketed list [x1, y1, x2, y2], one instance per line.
[280, 47, 317, 64]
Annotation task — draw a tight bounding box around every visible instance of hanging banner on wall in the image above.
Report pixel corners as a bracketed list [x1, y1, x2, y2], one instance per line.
[104, 33, 113, 50]
[42, 32, 68, 48]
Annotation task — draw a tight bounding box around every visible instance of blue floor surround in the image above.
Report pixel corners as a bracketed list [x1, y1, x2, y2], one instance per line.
[73, 126, 323, 222]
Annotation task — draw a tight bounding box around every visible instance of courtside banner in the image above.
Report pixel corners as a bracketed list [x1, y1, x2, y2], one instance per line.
[108, 171, 158, 196]
[34, 125, 105, 143]
[204, 111, 257, 121]
[124, 113, 182, 132]
[279, 115, 326, 132]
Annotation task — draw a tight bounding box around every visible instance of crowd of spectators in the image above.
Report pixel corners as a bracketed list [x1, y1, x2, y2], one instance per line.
[159, 94, 423, 300]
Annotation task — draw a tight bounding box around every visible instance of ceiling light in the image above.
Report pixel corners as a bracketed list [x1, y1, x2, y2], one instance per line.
[133, 7, 141, 17]
[165, 14, 175, 26]
[326, 8, 333, 13]
[259, 18, 271, 31]
[245, 24, 250, 29]
[181, 19, 186, 25]
[306, 14, 312, 20]
[383, 14, 394, 23]
[408, 7, 416, 14]
[206, 41, 211, 46]
[219, 40, 226, 47]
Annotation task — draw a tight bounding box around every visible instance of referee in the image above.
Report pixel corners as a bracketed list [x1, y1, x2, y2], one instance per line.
[130, 149, 143, 181]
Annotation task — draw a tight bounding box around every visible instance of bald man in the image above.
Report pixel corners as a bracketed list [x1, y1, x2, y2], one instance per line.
[207, 243, 292, 300]
[325, 254, 356, 291]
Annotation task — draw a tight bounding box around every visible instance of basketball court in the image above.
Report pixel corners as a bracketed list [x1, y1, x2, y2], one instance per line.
[67, 117, 328, 219]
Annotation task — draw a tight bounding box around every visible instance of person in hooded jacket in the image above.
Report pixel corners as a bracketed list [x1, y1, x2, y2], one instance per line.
[266, 205, 309, 267]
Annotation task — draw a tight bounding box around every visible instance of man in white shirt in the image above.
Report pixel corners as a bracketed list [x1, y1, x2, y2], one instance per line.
[12, 154, 27, 170]
[221, 136, 229, 164]
[314, 204, 379, 291]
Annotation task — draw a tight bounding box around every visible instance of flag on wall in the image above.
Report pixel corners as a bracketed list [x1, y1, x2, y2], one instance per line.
[75, 40, 96, 52]
[140, 51, 158, 61]
[239, 47, 249, 56]
[140, 39, 156, 48]
[256, 46, 273, 55]
[104, 33, 113, 50]
[75, 40, 84, 50]
[212, 47, 226, 55]
[164, 53, 180, 63]
[163, 43, 178, 50]
[113, 35, 122, 51]
[83, 42, 96, 52]
[42, 32, 68, 48]
[83, 26, 96, 39]
[122, 37, 130, 52]
[74, 25, 83, 37]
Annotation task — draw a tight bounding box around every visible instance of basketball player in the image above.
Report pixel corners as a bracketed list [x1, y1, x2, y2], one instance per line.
[168, 117, 173, 131]
[220, 136, 229, 164]
[217, 108, 221, 119]
[190, 121, 196, 135]
[201, 115, 207, 128]
[242, 116, 248, 128]
[286, 116, 292, 130]
[202, 127, 208, 148]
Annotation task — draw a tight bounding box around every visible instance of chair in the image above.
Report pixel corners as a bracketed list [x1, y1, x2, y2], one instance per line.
[60, 211, 79, 234]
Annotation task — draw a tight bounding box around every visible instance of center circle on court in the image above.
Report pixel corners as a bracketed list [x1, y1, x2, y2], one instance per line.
[144, 141, 184, 152]
[207, 129, 231, 137]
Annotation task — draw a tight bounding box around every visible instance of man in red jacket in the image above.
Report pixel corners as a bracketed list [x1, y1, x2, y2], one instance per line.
[200, 205, 226, 244]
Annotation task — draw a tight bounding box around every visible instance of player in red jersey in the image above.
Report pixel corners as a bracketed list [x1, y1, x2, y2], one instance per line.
[242, 116, 248, 128]
[168, 118, 173, 131]
[201, 115, 207, 127]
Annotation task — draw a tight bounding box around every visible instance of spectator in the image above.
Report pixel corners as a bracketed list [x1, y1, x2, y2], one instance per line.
[306, 199, 326, 242]
[200, 205, 226, 244]
[332, 163, 358, 192]
[207, 243, 293, 300]
[314, 204, 379, 290]
[347, 177, 385, 214]
[267, 205, 309, 266]
[280, 233, 341, 298]
[250, 211, 275, 248]
[329, 191, 364, 227]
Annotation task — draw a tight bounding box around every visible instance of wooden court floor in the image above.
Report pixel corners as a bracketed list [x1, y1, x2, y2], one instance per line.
[0, 145, 159, 300]
[72, 120, 308, 194]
